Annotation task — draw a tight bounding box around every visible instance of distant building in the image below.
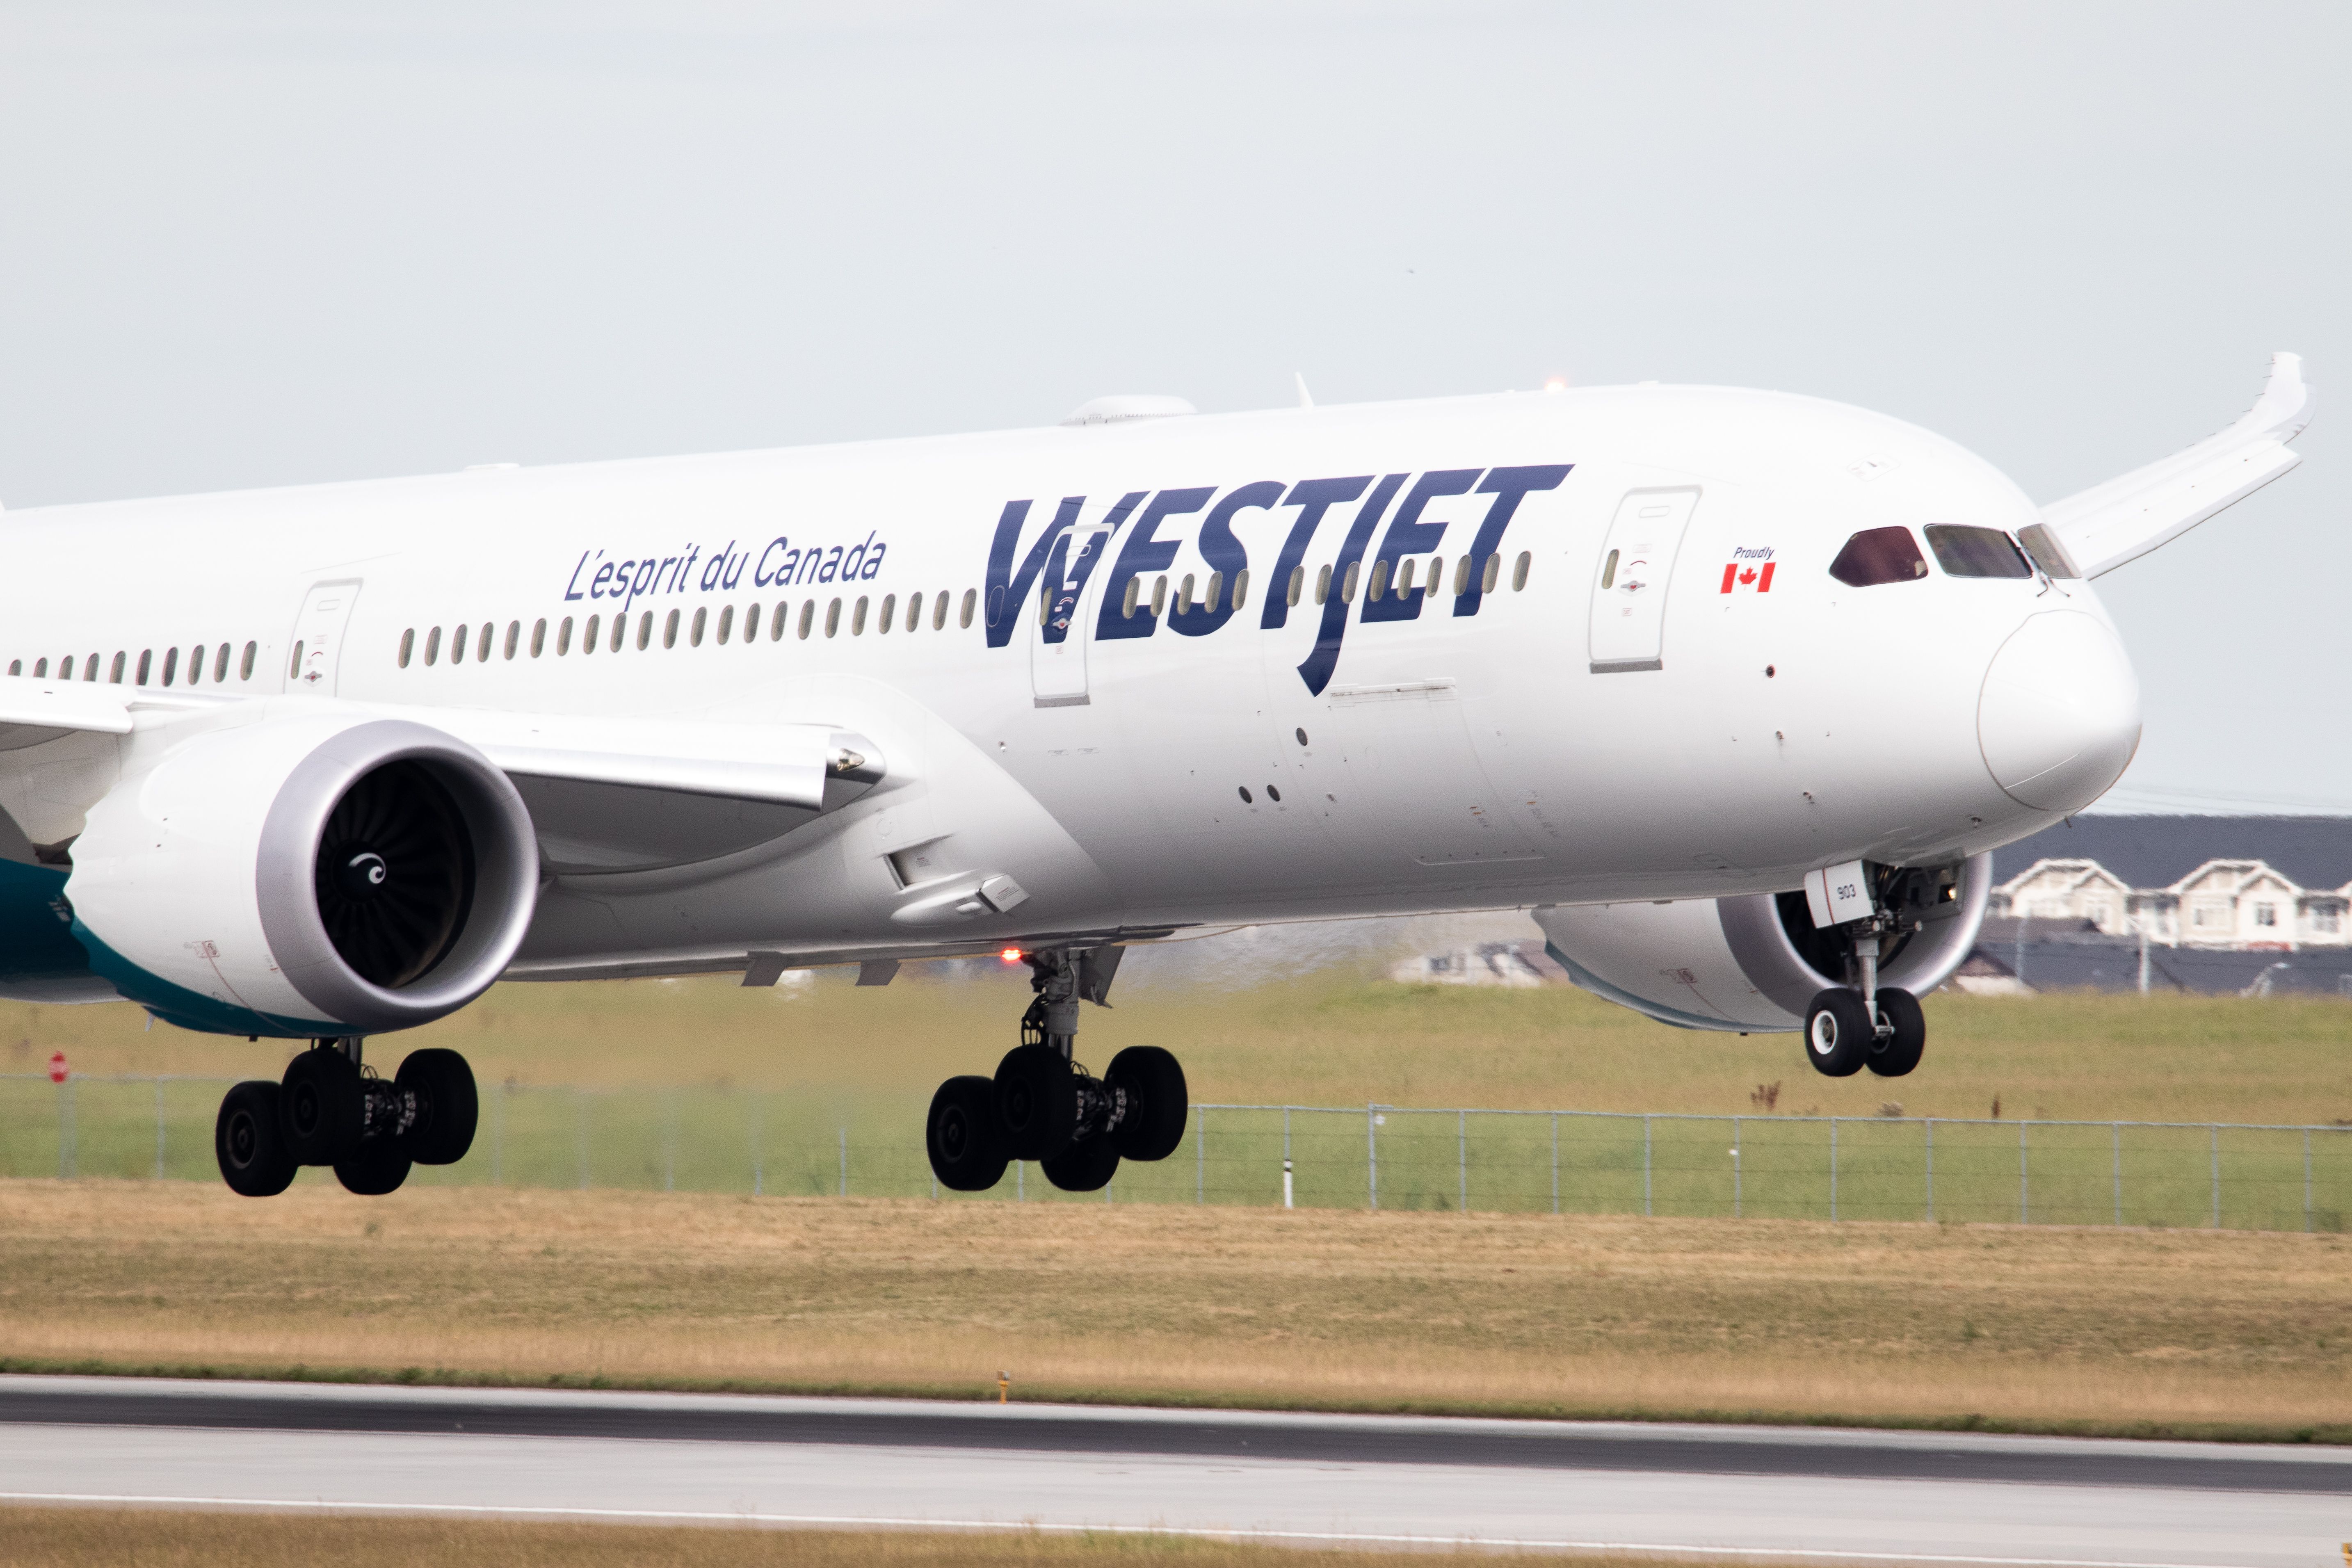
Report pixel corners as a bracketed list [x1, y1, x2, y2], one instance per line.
[1989, 816, 2352, 952]
[1390, 940, 1564, 988]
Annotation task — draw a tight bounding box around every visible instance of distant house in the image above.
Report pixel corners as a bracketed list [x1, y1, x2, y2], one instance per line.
[1390, 940, 1564, 988]
[1976, 816, 2352, 995]
[1989, 817, 2352, 952]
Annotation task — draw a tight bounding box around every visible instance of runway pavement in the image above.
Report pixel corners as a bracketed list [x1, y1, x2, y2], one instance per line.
[1, 1375, 2345, 1565]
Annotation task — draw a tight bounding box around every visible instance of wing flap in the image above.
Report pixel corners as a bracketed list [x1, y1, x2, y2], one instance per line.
[2042, 351, 2314, 579]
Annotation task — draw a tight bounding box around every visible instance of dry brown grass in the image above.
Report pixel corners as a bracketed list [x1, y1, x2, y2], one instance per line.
[4, 1180, 2348, 1440]
[0, 1509, 1852, 1568]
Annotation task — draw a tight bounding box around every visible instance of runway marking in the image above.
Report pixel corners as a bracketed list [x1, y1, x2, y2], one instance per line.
[0, 1491, 2271, 1568]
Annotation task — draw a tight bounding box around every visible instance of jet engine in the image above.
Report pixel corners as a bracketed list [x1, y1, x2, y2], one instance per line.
[1533, 854, 1991, 1032]
[66, 717, 538, 1036]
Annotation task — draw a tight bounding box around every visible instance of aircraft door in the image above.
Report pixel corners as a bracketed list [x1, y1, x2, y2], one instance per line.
[1588, 488, 1700, 673]
[287, 578, 364, 695]
[1030, 527, 1113, 708]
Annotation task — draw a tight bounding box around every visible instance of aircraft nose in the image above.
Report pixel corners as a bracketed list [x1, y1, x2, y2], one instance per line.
[1977, 610, 2142, 813]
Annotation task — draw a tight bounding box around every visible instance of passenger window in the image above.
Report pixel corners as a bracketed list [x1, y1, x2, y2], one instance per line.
[477, 624, 494, 662]
[6, 661, 16, 677]
[240, 641, 256, 680]
[2016, 523, 2079, 579]
[425, 627, 443, 665]
[1482, 553, 1501, 593]
[31, 659, 43, 677]
[557, 617, 573, 655]
[1232, 569, 1249, 610]
[826, 598, 843, 637]
[216, 644, 231, 682]
[1829, 526, 1929, 587]
[717, 605, 734, 645]
[1513, 551, 1531, 591]
[505, 621, 521, 659]
[959, 588, 976, 629]
[135, 649, 151, 686]
[799, 601, 815, 639]
[86, 653, 100, 681]
[635, 612, 652, 651]
[452, 623, 468, 664]
[161, 648, 178, 686]
[1338, 563, 1358, 604]
[1600, 549, 1619, 590]
[879, 593, 896, 634]
[1925, 524, 2032, 579]
[582, 614, 599, 654]
[933, 591, 949, 630]
[531, 618, 546, 657]
[663, 609, 680, 649]
[852, 596, 869, 635]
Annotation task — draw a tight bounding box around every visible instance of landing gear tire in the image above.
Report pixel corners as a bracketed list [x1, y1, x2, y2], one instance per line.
[1867, 987, 1926, 1077]
[995, 1043, 1077, 1162]
[215, 1081, 298, 1197]
[1041, 1136, 1120, 1193]
[1804, 988, 1872, 1078]
[397, 1048, 478, 1164]
[280, 1047, 365, 1164]
[927, 1075, 1010, 1191]
[333, 1137, 412, 1196]
[1105, 1045, 1187, 1162]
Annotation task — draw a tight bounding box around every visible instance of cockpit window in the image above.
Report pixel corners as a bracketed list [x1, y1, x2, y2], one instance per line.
[2016, 523, 2080, 579]
[1924, 524, 2033, 579]
[1828, 526, 1928, 587]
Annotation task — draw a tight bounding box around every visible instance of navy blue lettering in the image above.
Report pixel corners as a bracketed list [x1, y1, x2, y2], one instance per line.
[1039, 493, 1142, 644]
[1097, 487, 1213, 641]
[564, 550, 597, 601]
[1453, 464, 1572, 616]
[591, 561, 617, 598]
[1363, 469, 1482, 623]
[1171, 480, 1281, 637]
[700, 541, 733, 592]
[1295, 473, 1405, 696]
[720, 545, 747, 591]
[626, 559, 657, 610]
[860, 541, 886, 580]
[984, 498, 1082, 648]
[842, 533, 874, 580]
[754, 537, 789, 587]
[818, 546, 843, 584]
[1260, 477, 1370, 630]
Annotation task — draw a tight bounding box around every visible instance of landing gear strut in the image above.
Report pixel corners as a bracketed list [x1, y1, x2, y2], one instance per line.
[923, 946, 1188, 1194]
[1804, 916, 1926, 1079]
[213, 1038, 479, 1197]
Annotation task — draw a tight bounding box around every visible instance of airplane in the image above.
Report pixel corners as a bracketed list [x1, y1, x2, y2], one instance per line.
[0, 354, 2311, 1199]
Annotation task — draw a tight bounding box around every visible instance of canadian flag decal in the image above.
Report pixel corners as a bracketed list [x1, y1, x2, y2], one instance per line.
[1719, 555, 1775, 593]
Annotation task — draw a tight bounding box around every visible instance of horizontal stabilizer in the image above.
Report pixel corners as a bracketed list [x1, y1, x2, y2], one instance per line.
[2040, 352, 2314, 579]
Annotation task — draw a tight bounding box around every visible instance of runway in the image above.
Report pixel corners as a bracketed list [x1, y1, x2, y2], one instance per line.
[2, 1375, 2345, 1566]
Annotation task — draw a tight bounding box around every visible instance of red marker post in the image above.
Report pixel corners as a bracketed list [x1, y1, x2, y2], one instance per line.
[46, 1051, 66, 1085]
[48, 1052, 72, 1178]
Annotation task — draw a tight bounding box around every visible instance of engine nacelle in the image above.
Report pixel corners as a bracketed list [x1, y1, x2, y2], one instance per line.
[66, 716, 538, 1036]
[1533, 854, 1991, 1032]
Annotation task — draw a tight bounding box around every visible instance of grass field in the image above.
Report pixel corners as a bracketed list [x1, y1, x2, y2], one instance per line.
[5, 1180, 2347, 1442]
[0, 1510, 1819, 1568]
[5, 963, 2351, 1127]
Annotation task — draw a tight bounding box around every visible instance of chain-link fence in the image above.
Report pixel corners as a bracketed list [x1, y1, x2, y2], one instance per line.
[4, 1073, 2347, 1232]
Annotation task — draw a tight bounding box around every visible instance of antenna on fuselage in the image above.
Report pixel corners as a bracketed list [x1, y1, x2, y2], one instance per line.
[1294, 372, 1314, 411]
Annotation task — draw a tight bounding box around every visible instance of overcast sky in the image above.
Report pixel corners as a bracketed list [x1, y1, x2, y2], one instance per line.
[1, 2, 2344, 813]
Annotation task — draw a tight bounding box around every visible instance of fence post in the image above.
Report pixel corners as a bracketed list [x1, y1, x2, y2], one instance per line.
[1924, 1118, 1934, 1223]
[1457, 1109, 1467, 1214]
[839, 1125, 849, 1197]
[1732, 1114, 1741, 1219]
[59, 1075, 74, 1180]
[1550, 1112, 1560, 1216]
[2210, 1123, 2220, 1230]
[493, 1083, 506, 1187]
[575, 1089, 589, 1191]
[1367, 1104, 1379, 1212]
[1642, 1114, 1652, 1217]
[1829, 1118, 1837, 1222]
[751, 1097, 763, 1196]
[2305, 1127, 2314, 1234]
[1196, 1107, 1206, 1205]
[2112, 1123, 2122, 1227]
[663, 1092, 677, 1193]
[153, 1077, 166, 1180]
[2019, 1121, 2028, 1225]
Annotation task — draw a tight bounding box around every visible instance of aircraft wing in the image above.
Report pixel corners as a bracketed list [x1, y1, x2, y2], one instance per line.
[2035, 351, 2314, 579]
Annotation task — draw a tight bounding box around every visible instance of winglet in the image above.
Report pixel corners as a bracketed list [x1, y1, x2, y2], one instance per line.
[2040, 352, 2316, 579]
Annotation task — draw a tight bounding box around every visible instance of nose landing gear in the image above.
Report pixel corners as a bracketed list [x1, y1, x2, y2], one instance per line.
[1804, 917, 1927, 1079]
[212, 1038, 480, 1197]
[923, 946, 1189, 1194]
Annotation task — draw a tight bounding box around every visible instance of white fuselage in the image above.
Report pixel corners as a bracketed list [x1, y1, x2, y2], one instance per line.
[0, 383, 2138, 982]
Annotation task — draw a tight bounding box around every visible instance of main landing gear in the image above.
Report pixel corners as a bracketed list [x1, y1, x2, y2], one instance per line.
[213, 1039, 479, 1197]
[925, 946, 1188, 1194]
[1803, 920, 1926, 1080]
